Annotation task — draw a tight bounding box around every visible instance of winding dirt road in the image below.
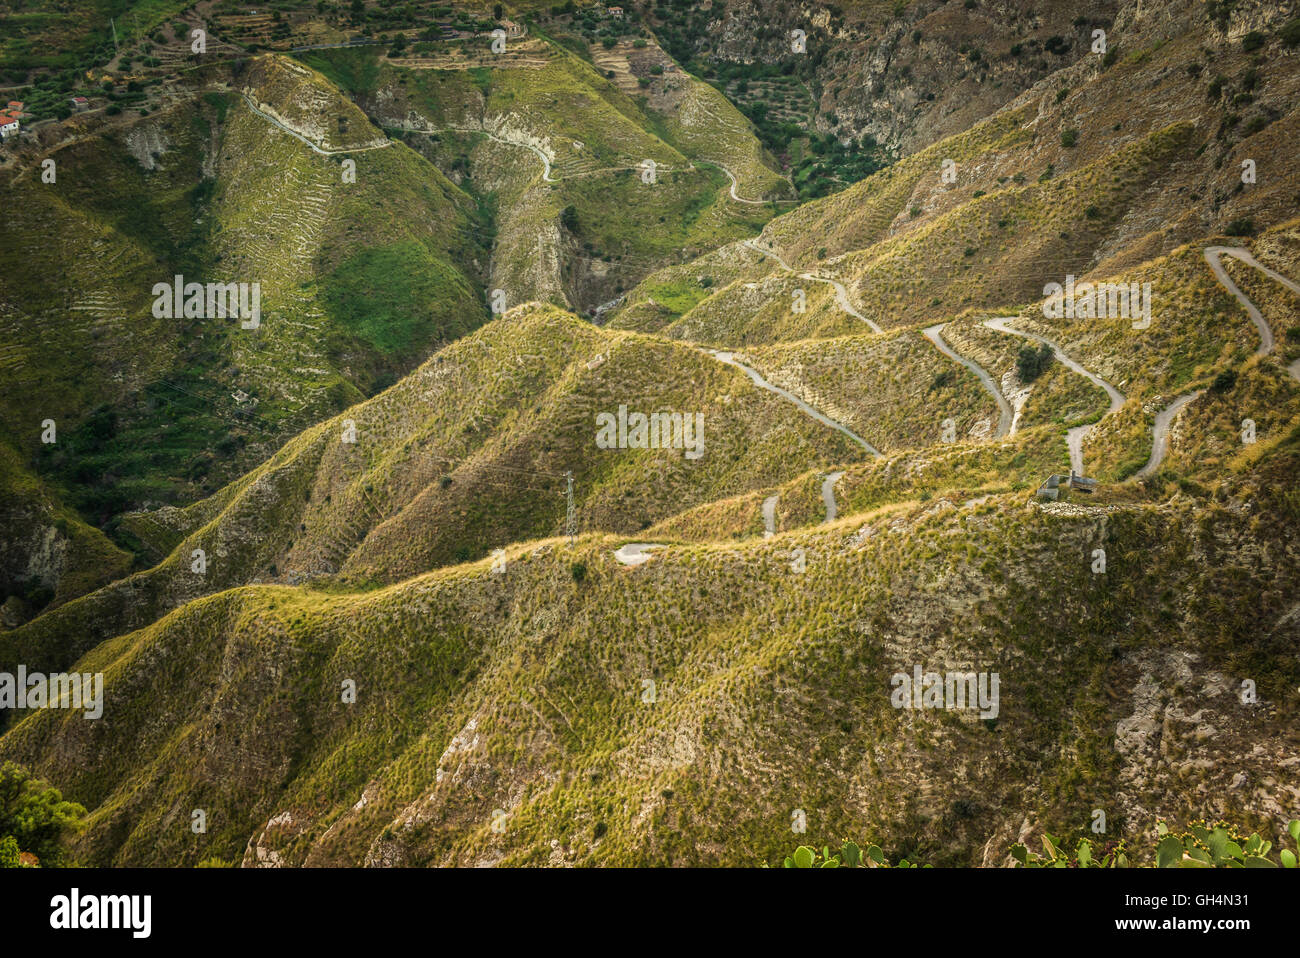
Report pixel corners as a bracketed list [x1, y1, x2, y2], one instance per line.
[704, 348, 881, 456]
[983, 317, 1126, 476]
[1136, 247, 1300, 476]
[921, 323, 1013, 439]
[712, 163, 797, 205]
[741, 240, 884, 334]
[239, 93, 392, 156]
[821, 471, 844, 523]
[1205, 246, 1300, 355]
[1123, 246, 1300, 478]
[979, 248, 1300, 480]
[1136, 390, 1205, 479]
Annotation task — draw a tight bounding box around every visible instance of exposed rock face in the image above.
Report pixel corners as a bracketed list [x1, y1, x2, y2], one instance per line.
[662, 1, 1127, 154]
[124, 122, 170, 170]
[239, 55, 388, 152]
[1114, 648, 1300, 838]
[243, 809, 307, 868]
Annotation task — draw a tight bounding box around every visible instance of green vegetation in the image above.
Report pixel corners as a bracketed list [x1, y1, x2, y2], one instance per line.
[1011, 819, 1300, 868]
[320, 241, 481, 361]
[299, 46, 383, 94]
[4, 0, 1300, 871]
[783, 841, 927, 868]
[3, 53, 489, 533]
[0, 763, 86, 867]
[1016, 343, 1054, 382]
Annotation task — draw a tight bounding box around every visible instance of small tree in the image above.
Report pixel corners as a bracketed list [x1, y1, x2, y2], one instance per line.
[1210, 369, 1237, 393]
[0, 763, 87, 867]
[1016, 342, 1054, 382]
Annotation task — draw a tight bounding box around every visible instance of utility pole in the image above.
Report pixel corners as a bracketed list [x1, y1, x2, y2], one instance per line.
[565, 471, 575, 546]
[111, 17, 119, 57]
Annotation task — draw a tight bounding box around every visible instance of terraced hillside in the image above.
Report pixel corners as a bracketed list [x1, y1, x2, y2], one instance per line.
[300, 30, 789, 314]
[1, 0, 1298, 873]
[0, 53, 490, 614]
[0, 302, 869, 680]
[1, 444, 1298, 867]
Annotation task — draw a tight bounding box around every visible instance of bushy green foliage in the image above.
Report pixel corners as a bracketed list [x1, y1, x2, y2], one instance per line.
[1016, 343, 1054, 382]
[1011, 819, 1300, 868]
[0, 763, 86, 867]
[320, 241, 483, 360]
[1210, 369, 1237, 393]
[0, 835, 20, 868]
[782, 841, 928, 868]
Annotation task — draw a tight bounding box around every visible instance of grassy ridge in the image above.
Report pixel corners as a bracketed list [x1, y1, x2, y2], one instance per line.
[0, 303, 866, 679]
[3, 442, 1297, 866]
[0, 55, 490, 607]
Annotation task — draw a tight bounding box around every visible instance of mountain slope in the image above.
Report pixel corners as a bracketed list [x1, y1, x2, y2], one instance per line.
[2, 442, 1297, 866]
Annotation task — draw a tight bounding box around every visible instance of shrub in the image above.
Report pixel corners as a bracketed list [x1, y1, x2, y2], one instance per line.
[1060, 128, 1079, 148]
[1013, 820, 1300, 868]
[0, 763, 87, 867]
[1016, 343, 1054, 382]
[1242, 115, 1269, 136]
[1282, 18, 1300, 47]
[1241, 30, 1266, 52]
[1223, 217, 1256, 236]
[930, 370, 956, 391]
[570, 562, 587, 582]
[782, 841, 927, 868]
[1211, 369, 1237, 393]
